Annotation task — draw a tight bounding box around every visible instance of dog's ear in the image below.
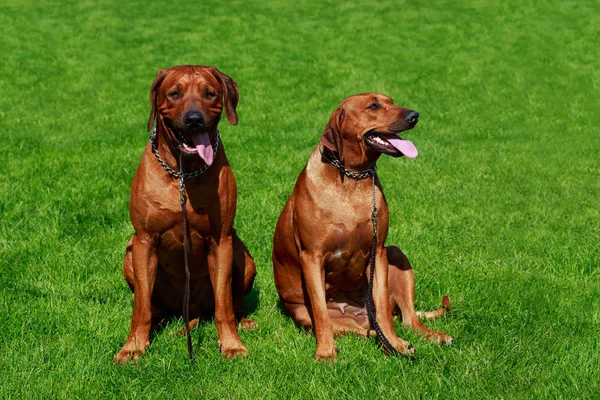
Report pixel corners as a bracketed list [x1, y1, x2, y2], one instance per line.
[147, 69, 169, 132]
[321, 107, 345, 163]
[210, 66, 239, 125]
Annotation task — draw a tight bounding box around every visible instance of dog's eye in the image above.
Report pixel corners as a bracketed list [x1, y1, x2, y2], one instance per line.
[168, 91, 182, 99]
[206, 91, 216, 98]
[368, 103, 381, 110]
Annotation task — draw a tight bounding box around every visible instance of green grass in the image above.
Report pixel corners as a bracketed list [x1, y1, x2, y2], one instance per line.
[1, 0, 599, 398]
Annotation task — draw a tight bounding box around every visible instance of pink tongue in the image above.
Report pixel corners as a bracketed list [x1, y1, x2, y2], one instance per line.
[191, 132, 214, 166]
[386, 136, 418, 158]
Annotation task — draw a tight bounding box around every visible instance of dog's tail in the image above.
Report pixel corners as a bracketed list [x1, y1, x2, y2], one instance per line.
[416, 296, 450, 320]
[174, 318, 199, 336]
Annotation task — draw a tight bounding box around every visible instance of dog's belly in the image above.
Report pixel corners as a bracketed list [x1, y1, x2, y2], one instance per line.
[154, 229, 214, 313]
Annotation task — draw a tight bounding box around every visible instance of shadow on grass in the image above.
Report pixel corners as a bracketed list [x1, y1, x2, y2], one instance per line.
[146, 286, 261, 347]
[243, 286, 260, 316]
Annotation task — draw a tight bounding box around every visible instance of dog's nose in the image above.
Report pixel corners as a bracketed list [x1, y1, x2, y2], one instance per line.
[405, 110, 419, 125]
[184, 112, 205, 126]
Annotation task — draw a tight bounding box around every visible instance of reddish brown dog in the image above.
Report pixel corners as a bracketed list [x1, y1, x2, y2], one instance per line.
[114, 65, 256, 363]
[272, 93, 452, 362]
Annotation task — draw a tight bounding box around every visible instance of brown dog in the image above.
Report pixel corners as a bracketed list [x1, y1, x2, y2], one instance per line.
[114, 65, 256, 363]
[272, 93, 452, 362]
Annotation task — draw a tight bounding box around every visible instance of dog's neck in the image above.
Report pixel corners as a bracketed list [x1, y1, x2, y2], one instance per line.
[319, 135, 382, 172]
[319, 143, 380, 179]
[154, 119, 220, 174]
[316, 145, 377, 183]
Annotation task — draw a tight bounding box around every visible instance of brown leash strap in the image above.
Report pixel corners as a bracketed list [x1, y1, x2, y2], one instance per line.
[320, 147, 399, 355]
[364, 171, 399, 355]
[179, 152, 194, 360]
[151, 128, 220, 360]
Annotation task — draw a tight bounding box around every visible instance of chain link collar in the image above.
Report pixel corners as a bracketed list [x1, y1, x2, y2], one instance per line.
[319, 146, 376, 180]
[150, 126, 220, 180]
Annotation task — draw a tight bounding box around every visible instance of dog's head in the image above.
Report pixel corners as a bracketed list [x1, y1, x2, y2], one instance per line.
[148, 65, 239, 166]
[321, 93, 419, 166]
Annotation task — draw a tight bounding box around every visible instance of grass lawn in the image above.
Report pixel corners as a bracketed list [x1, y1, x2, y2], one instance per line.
[1, 0, 599, 398]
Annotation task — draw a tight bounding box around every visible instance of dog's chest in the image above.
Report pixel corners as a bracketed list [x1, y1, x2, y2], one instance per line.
[157, 223, 212, 280]
[159, 204, 217, 241]
[318, 194, 384, 287]
[322, 221, 373, 285]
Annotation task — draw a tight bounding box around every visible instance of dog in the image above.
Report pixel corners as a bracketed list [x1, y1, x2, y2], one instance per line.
[272, 93, 452, 362]
[114, 65, 256, 363]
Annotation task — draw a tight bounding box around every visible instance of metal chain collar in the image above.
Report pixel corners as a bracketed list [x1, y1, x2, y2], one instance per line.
[319, 147, 376, 180]
[150, 126, 220, 180]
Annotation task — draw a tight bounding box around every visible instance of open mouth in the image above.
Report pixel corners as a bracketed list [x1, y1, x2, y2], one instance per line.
[364, 132, 418, 158]
[168, 126, 215, 166]
[172, 130, 196, 153]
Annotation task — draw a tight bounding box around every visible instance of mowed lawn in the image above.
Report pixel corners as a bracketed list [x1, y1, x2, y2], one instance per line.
[1, 0, 599, 398]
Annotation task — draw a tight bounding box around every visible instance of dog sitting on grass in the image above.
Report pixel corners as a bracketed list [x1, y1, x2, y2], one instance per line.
[272, 93, 452, 362]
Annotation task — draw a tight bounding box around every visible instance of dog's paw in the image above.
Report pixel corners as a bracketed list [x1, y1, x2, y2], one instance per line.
[237, 317, 258, 331]
[219, 341, 248, 359]
[314, 345, 339, 364]
[392, 338, 416, 358]
[113, 337, 149, 364]
[439, 334, 454, 346]
[113, 347, 145, 364]
[423, 329, 454, 346]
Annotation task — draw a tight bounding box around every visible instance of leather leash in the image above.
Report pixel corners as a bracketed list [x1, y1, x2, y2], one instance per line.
[320, 147, 399, 355]
[150, 127, 220, 360]
[178, 151, 194, 360]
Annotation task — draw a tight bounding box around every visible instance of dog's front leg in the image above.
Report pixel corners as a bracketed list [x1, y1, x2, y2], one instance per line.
[372, 246, 414, 356]
[301, 252, 337, 362]
[114, 234, 158, 363]
[208, 234, 247, 359]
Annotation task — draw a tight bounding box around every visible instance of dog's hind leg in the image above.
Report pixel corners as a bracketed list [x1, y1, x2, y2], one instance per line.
[282, 302, 314, 331]
[123, 238, 134, 292]
[417, 295, 451, 320]
[387, 246, 453, 345]
[232, 230, 257, 330]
